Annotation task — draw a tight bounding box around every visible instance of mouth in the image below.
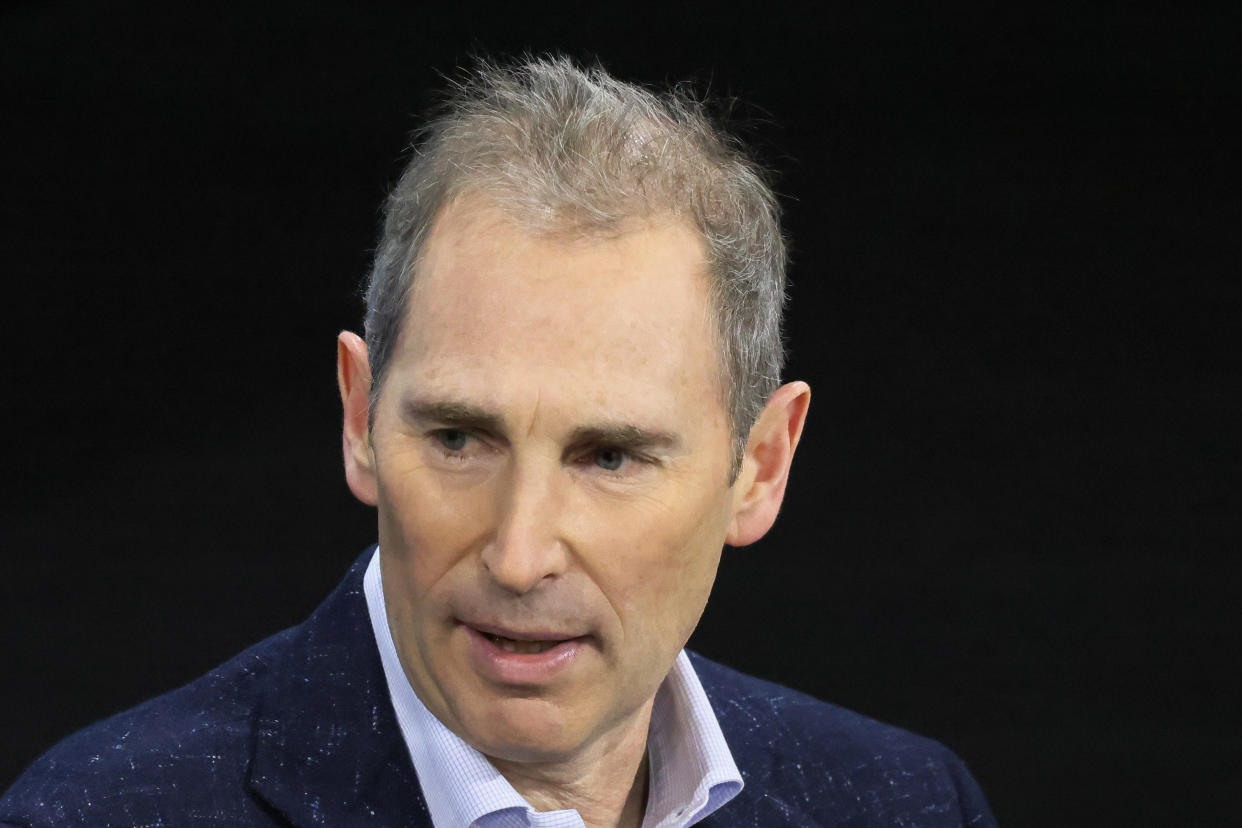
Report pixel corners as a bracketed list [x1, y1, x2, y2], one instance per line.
[480, 633, 564, 655]
[461, 621, 589, 683]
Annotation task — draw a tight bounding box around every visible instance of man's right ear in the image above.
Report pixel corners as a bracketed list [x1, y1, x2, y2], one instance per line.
[336, 331, 378, 506]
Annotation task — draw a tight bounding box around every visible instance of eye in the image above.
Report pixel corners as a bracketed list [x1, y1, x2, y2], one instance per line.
[434, 429, 470, 452]
[593, 448, 627, 471]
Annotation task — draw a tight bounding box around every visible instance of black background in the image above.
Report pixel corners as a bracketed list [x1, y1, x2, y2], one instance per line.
[2, 3, 1238, 825]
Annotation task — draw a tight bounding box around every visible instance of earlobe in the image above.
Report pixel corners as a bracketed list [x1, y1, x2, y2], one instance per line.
[336, 331, 379, 506]
[725, 381, 811, 547]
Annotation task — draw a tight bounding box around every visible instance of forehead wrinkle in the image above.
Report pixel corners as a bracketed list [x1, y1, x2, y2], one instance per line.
[525, 387, 543, 441]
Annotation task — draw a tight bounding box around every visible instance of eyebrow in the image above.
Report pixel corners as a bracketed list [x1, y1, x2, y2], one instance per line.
[399, 396, 682, 453]
[400, 398, 504, 433]
[568, 423, 682, 454]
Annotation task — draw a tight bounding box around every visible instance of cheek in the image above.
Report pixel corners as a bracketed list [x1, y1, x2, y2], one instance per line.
[376, 459, 494, 600]
[584, 491, 730, 643]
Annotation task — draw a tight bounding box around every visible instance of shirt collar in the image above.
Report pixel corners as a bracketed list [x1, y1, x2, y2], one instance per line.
[363, 547, 742, 827]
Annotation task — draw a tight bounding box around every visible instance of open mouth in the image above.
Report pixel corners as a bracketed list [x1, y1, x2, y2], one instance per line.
[482, 633, 564, 655]
[464, 623, 587, 681]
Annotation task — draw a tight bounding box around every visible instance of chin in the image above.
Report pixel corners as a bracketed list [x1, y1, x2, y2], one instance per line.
[463, 696, 591, 763]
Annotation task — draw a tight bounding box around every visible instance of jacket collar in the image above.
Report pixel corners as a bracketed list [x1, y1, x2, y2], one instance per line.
[245, 546, 432, 827]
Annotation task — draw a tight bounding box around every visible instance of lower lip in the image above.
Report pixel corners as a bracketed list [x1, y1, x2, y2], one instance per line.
[463, 625, 588, 685]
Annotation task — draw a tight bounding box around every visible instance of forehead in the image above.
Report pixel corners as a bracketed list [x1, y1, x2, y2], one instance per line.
[388, 194, 725, 421]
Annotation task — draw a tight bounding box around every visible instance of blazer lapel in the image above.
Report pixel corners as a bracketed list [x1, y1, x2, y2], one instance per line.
[246, 547, 433, 827]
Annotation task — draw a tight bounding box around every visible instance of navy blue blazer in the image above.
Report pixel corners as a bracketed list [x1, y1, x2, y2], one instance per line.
[2, 549, 996, 826]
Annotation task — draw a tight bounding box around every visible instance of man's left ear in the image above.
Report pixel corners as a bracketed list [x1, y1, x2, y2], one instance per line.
[726, 381, 811, 547]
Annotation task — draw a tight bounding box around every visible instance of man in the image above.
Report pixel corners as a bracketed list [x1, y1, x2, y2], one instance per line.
[2, 57, 995, 827]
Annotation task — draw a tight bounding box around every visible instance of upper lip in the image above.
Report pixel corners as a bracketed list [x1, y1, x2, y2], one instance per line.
[461, 620, 586, 642]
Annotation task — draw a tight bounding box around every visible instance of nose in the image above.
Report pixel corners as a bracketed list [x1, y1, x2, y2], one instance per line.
[480, 464, 569, 594]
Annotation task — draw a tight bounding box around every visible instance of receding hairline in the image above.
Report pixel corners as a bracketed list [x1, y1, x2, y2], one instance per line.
[362, 56, 789, 480]
[418, 181, 715, 248]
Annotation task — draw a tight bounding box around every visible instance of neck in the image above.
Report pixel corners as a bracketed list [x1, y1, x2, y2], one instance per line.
[489, 700, 653, 828]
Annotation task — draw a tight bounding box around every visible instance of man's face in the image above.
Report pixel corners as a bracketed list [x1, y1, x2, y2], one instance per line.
[367, 193, 743, 764]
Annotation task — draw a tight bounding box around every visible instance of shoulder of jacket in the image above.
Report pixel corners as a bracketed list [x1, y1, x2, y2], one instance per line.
[0, 626, 298, 824]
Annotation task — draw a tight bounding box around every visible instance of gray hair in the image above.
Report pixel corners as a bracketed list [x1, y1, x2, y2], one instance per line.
[363, 56, 787, 476]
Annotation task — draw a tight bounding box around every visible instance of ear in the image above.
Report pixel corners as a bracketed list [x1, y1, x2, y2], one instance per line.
[725, 381, 811, 546]
[337, 331, 379, 506]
